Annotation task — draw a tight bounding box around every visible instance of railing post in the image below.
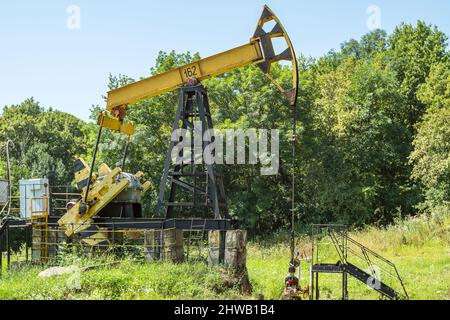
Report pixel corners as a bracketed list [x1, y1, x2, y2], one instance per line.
[6, 223, 10, 270]
[341, 226, 348, 300]
[25, 224, 29, 262]
[112, 222, 115, 253]
[315, 272, 319, 300]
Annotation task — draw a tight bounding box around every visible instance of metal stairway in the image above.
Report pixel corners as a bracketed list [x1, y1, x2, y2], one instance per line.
[343, 262, 399, 300]
[327, 228, 408, 300]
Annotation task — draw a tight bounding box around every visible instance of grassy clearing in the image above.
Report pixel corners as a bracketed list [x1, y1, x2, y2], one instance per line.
[1, 210, 449, 300]
[247, 237, 449, 300]
[0, 257, 243, 300]
[248, 208, 449, 300]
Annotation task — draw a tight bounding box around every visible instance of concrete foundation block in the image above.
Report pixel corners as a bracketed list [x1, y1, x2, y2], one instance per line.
[208, 230, 248, 268]
[144, 230, 162, 262]
[47, 229, 57, 258]
[32, 228, 43, 261]
[162, 229, 184, 263]
[208, 230, 224, 266]
[32, 226, 68, 261]
[224, 230, 247, 270]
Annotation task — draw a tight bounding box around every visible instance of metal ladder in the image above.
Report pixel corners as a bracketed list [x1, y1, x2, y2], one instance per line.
[30, 196, 49, 261]
[186, 218, 207, 261]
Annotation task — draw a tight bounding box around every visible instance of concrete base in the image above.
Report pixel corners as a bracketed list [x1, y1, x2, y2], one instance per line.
[208, 229, 252, 294]
[144, 229, 184, 263]
[224, 230, 247, 270]
[144, 230, 162, 262]
[208, 230, 224, 266]
[31, 227, 43, 261]
[162, 229, 184, 263]
[208, 230, 248, 269]
[32, 226, 65, 261]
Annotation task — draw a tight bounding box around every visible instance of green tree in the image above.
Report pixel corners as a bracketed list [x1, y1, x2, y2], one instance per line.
[3, 21, 448, 232]
[388, 21, 448, 127]
[410, 108, 450, 208]
[341, 30, 388, 60]
[0, 98, 90, 189]
[410, 61, 450, 208]
[298, 57, 417, 225]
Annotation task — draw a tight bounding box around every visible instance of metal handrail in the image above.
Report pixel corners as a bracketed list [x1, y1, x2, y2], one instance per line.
[337, 231, 394, 265]
[347, 249, 398, 279]
[334, 229, 409, 299]
[327, 229, 345, 263]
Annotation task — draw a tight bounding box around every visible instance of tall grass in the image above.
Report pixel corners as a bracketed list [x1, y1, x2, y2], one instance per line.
[247, 208, 449, 300]
[0, 209, 448, 300]
[0, 257, 242, 300]
[351, 204, 449, 251]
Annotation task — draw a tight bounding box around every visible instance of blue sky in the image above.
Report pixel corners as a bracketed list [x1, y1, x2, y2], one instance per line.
[1, 0, 449, 121]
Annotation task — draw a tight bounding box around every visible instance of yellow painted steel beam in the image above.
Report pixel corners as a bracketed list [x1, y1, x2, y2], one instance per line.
[106, 42, 263, 113]
[97, 112, 135, 136]
[58, 167, 130, 237]
[103, 5, 299, 127]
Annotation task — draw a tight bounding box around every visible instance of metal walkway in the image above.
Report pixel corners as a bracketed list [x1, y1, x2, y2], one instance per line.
[310, 224, 408, 300]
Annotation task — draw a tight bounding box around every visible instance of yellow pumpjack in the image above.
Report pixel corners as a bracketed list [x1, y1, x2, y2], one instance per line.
[99, 5, 298, 136]
[58, 5, 298, 246]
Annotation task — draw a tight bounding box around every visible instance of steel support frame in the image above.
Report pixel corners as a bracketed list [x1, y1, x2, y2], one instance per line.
[0, 216, 233, 273]
[91, 217, 233, 231]
[156, 85, 229, 220]
[40, 216, 233, 232]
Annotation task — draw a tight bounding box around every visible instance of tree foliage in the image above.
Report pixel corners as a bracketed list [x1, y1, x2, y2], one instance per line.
[410, 61, 450, 208]
[1, 22, 448, 231]
[0, 98, 90, 188]
[388, 21, 448, 127]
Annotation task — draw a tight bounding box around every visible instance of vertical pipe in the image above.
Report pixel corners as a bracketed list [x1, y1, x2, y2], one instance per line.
[5, 139, 14, 217]
[290, 109, 297, 261]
